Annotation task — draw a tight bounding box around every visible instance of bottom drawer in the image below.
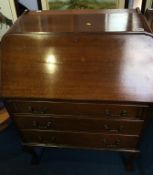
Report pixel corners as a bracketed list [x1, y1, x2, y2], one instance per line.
[21, 131, 139, 151]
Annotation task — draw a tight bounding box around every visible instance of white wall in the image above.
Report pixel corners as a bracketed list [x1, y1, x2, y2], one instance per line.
[18, 0, 38, 10]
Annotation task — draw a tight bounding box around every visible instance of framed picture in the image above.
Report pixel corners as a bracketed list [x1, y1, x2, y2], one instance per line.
[41, 0, 125, 10]
[0, 0, 17, 40]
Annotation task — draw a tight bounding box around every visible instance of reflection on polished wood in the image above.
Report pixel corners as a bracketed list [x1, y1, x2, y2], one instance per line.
[8, 9, 150, 33]
[1, 31, 153, 102]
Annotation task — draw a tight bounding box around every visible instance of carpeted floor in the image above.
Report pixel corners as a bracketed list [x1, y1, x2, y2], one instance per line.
[0, 118, 153, 175]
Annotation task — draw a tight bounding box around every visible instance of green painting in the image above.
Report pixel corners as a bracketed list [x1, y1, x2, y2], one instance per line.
[48, 0, 117, 10]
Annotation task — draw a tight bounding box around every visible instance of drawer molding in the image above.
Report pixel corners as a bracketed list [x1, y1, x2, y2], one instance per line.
[20, 130, 140, 151]
[6, 100, 150, 120]
[13, 115, 144, 135]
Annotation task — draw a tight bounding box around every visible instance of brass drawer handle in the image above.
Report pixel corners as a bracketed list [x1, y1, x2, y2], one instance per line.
[105, 109, 128, 117]
[85, 22, 92, 26]
[28, 106, 48, 114]
[103, 138, 121, 148]
[104, 124, 124, 132]
[32, 121, 52, 129]
[38, 136, 43, 142]
[37, 136, 55, 143]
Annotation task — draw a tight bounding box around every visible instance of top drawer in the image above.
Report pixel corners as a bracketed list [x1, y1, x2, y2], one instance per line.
[6, 100, 150, 119]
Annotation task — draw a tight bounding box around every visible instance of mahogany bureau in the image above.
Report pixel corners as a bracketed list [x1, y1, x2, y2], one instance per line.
[1, 9, 153, 168]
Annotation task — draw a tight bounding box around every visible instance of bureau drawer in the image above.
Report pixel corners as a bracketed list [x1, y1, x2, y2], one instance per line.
[13, 115, 144, 135]
[21, 130, 139, 151]
[6, 100, 149, 119]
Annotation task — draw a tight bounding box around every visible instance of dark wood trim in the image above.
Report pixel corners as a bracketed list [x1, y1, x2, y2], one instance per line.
[141, 0, 147, 14]
[124, 0, 150, 12]
[125, 0, 129, 9]
[152, 1, 153, 8]
[37, 0, 42, 10]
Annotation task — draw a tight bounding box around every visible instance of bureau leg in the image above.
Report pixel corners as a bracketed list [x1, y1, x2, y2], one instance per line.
[136, 153, 144, 175]
[120, 152, 139, 172]
[23, 146, 44, 165]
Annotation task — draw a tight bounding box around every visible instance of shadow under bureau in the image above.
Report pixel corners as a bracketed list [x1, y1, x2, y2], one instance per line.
[1, 9, 153, 170]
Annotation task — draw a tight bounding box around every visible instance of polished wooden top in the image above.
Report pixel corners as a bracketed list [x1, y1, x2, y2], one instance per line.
[1, 10, 153, 103]
[8, 9, 151, 33]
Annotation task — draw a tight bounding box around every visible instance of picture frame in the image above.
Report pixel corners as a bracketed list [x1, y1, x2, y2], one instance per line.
[41, 0, 125, 10]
